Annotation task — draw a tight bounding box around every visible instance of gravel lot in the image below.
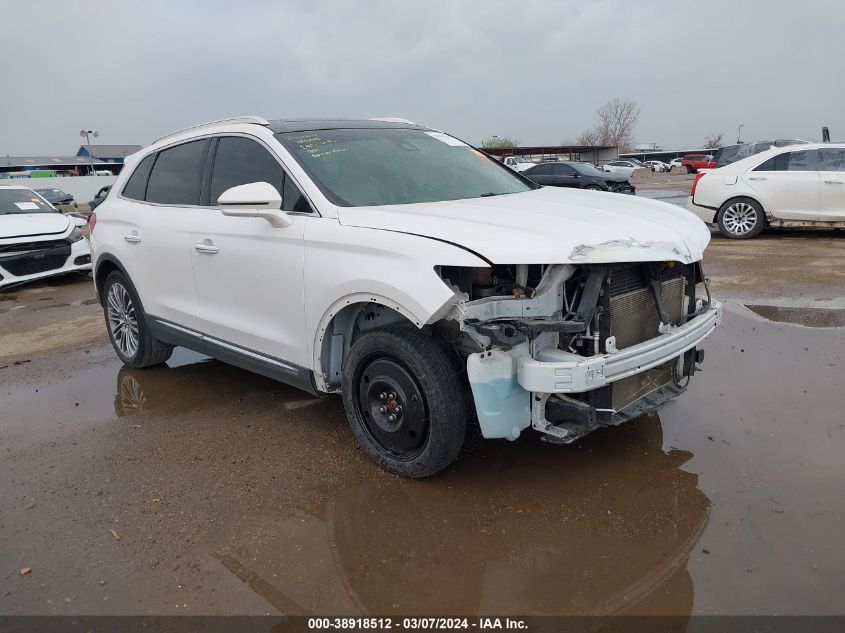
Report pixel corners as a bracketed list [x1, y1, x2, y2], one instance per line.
[2, 220, 844, 616]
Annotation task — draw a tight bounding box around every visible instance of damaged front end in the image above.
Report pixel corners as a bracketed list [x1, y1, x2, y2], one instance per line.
[437, 261, 721, 444]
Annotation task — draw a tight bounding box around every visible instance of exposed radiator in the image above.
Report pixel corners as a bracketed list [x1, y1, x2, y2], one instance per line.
[608, 275, 686, 411]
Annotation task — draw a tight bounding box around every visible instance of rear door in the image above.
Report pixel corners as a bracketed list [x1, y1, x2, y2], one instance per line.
[819, 148, 845, 221]
[116, 140, 210, 330]
[524, 164, 555, 185]
[190, 135, 312, 367]
[743, 149, 820, 221]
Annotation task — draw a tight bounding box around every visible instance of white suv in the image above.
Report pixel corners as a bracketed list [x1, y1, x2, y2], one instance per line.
[91, 116, 720, 477]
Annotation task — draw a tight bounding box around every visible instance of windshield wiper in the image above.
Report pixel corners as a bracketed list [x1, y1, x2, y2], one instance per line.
[479, 192, 501, 197]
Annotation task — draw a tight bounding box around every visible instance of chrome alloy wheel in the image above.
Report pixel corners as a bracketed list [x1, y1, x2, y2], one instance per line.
[721, 201, 758, 236]
[106, 282, 139, 358]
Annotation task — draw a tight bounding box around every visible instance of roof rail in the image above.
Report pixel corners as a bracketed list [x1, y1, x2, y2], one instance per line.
[369, 117, 416, 125]
[152, 116, 270, 145]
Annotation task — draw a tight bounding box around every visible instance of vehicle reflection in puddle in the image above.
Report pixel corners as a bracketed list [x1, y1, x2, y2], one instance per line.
[745, 304, 845, 328]
[207, 417, 709, 616]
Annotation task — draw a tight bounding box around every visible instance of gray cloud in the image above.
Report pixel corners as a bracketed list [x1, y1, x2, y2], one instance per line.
[1, 0, 842, 154]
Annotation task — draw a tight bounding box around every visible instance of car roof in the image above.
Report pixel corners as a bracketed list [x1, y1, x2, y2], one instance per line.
[268, 118, 429, 134]
[712, 142, 845, 173]
[0, 184, 35, 191]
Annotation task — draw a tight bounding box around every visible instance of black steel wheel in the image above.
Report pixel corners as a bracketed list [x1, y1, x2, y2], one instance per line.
[342, 327, 467, 478]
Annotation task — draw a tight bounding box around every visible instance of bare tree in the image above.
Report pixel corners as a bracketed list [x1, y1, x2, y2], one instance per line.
[703, 132, 723, 149]
[482, 136, 520, 149]
[575, 98, 640, 151]
[574, 128, 600, 146]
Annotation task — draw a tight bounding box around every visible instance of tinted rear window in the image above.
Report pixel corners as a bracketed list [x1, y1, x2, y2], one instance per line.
[145, 139, 209, 205]
[754, 149, 818, 172]
[121, 154, 155, 201]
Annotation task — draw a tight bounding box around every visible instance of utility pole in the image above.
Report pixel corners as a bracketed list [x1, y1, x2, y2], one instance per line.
[80, 129, 99, 174]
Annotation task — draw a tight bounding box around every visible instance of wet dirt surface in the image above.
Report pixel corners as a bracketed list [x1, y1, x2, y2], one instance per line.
[2, 244, 845, 616]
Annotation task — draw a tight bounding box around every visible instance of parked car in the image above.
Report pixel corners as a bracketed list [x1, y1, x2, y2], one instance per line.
[34, 187, 77, 209]
[711, 139, 810, 168]
[680, 155, 715, 173]
[642, 160, 669, 172]
[89, 185, 112, 211]
[91, 116, 720, 477]
[686, 143, 845, 239]
[601, 160, 640, 178]
[524, 161, 635, 194]
[0, 185, 91, 289]
[92, 169, 113, 176]
[502, 155, 534, 172]
[668, 157, 685, 170]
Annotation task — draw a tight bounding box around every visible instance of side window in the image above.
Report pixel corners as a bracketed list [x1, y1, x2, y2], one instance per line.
[121, 154, 155, 201]
[282, 174, 313, 213]
[145, 139, 209, 205]
[754, 156, 780, 171]
[820, 149, 845, 171]
[783, 150, 817, 171]
[529, 165, 553, 175]
[553, 164, 575, 176]
[208, 136, 284, 204]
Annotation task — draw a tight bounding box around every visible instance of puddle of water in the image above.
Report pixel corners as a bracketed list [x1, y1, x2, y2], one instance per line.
[214, 418, 708, 616]
[745, 304, 845, 328]
[2, 306, 844, 616]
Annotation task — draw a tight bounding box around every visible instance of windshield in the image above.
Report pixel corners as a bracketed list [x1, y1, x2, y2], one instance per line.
[512, 156, 529, 163]
[571, 162, 605, 176]
[275, 128, 535, 207]
[0, 189, 57, 215]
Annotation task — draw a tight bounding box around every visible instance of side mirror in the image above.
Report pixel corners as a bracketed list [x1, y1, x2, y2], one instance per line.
[218, 182, 292, 228]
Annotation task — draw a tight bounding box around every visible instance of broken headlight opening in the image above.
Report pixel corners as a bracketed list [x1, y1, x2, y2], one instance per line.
[437, 261, 716, 444]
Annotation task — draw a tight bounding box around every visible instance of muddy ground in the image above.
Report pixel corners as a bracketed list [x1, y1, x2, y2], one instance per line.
[2, 230, 845, 616]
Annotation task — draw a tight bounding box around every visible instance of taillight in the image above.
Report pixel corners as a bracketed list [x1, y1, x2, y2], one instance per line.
[691, 172, 706, 197]
[89, 212, 97, 233]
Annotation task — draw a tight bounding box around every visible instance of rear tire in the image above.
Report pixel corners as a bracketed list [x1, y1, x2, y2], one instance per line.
[102, 271, 173, 368]
[341, 327, 467, 478]
[717, 198, 766, 239]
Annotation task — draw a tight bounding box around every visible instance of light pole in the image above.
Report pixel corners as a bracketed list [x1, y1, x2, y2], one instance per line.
[737, 123, 744, 144]
[80, 129, 99, 174]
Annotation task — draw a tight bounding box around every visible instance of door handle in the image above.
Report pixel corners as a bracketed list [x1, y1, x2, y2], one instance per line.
[823, 180, 844, 184]
[748, 177, 767, 181]
[194, 243, 219, 254]
[123, 234, 141, 243]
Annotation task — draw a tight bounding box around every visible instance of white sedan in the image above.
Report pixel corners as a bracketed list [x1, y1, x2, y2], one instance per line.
[0, 185, 92, 289]
[686, 143, 845, 239]
[643, 160, 670, 172]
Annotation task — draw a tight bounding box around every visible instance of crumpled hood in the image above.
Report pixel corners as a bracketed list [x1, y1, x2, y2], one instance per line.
[337, 187, 710, 265]
[0, 213, 71, 240]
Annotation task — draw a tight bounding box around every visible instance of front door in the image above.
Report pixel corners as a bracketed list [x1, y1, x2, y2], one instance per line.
[819, 147, 845, 221]
[190, 135, 312, 368]
[743, 149, 820, 221]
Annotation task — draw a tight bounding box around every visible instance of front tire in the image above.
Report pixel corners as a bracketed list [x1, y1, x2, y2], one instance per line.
[103, 271, 173, 368]
[341, 327, 467, 478]
[718, 198, 766, 239]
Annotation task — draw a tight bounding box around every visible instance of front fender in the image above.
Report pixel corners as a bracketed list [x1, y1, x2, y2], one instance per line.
[303, 221, 486, 378]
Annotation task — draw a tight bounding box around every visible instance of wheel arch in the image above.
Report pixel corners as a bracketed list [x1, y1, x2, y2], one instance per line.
[312, 294, 430, 393]
[93, 253, 130, 304]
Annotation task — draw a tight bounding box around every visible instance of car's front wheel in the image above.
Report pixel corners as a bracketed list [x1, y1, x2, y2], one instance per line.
[103, 271, 173, 368]
[341, 327, 467, 478]
[718, 198, 766, 239]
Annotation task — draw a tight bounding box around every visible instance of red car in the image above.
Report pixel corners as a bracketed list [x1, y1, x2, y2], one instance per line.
[680, 154, 716, 173]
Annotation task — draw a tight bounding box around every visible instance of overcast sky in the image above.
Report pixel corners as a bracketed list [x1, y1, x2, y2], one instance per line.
[1, 0, 843, 154]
